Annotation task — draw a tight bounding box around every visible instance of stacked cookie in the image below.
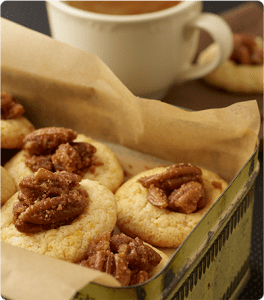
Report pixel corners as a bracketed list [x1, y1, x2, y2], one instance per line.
[115, 164, 228, 248]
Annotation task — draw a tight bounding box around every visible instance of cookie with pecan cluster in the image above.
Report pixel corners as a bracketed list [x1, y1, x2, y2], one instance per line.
[115, 163, 228, 248]
[1, 168, 117, 263]
[4, 126, 124, 192]
[198, 33, 263, 93]
[1, 92, 35, 149]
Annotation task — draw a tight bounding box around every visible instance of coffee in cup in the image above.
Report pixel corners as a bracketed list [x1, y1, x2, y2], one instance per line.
[65, 1, 181, 15]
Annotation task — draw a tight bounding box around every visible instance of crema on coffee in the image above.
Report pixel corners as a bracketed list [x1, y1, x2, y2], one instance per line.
[65, 1, 181, 15]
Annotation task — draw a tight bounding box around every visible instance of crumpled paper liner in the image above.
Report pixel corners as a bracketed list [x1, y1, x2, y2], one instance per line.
[0, 16, 260, 300]
[1, 242, 121, 300]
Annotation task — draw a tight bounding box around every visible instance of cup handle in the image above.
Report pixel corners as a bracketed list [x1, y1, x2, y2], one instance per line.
[178, 13, 233, 82]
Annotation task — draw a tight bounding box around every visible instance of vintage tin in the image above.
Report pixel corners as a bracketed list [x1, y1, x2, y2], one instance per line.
[73, 144, 259, 300]
[1, 18, 261, 300]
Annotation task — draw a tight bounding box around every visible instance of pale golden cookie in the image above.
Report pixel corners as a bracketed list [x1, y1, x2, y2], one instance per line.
[75, 134, 124, 193]
[4, 134, 124, 192]
[1, 166, 17, 205]
[115, 166, 228, 248]
[1, 117, 35, 149]
[198, 37, 263, 94]
[1, 179, 117, 263]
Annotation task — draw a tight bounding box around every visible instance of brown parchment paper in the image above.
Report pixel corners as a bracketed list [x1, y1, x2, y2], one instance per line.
[1, 243, 121, 300]
[0, 14, 260, 300]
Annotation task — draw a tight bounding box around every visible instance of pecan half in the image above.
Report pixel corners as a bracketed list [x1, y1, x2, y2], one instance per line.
[13, 168, 89, 234]
[230, 33, 263, 65]
[1, 91, 25, 119]
[77, 232, 162, 286]
[138, 164, 207, 213]
[147, 184, 168, 208]
[167, 181, 204, 214]
[23, 127, 77, 155]
[138, 164, 202, 191]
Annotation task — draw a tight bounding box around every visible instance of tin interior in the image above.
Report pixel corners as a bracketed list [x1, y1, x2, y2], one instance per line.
[74, 143, 259, 300]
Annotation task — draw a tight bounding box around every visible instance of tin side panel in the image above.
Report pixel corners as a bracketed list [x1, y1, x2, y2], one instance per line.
[168, 187, 255, 300]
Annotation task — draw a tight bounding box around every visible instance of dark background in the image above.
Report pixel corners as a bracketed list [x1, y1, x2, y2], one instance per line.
[1, 1, 263, 299]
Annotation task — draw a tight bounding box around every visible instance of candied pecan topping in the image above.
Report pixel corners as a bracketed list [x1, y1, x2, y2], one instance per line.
[167, 181, 204, 214]
[230, 33, 263, 65]
[13, 168, 89, 234]
[138, 164, 203, 191]
[1, 91, 25, 119]
[138, 164, 206, 214]
[51, 142, 102, 176]
[23, 127, 103, 176]
[77, 232, 162, 286]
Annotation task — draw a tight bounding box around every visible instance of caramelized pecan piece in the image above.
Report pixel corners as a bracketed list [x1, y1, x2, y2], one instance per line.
[130, 270, 149, 285]
[13, 168, 89, 234]
[147, 184, 168, 208]
[114, 253, 132, 286]
[230, 33, 263, 65]
[77, 232, 162, 286]
[25, 155, 53, 172]
[138, 164, 202, 191]
[138, 164, 206, 213]
[81, 250, 109, 272]
[51, 142, 98, 176]
[23, 127, 77, 155]
[1, 91, 25, 119]
[167, 181, 204, 214]
[110, 233, 133, 251]
[84, 231, 111, 257]
[122, 237, 162, 273]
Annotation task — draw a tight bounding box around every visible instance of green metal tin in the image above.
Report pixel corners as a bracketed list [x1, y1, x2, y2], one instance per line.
[73, 144, 259, 300]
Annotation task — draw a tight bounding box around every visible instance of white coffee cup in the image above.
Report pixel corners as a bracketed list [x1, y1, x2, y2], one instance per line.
[46, 1, 233, 99]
